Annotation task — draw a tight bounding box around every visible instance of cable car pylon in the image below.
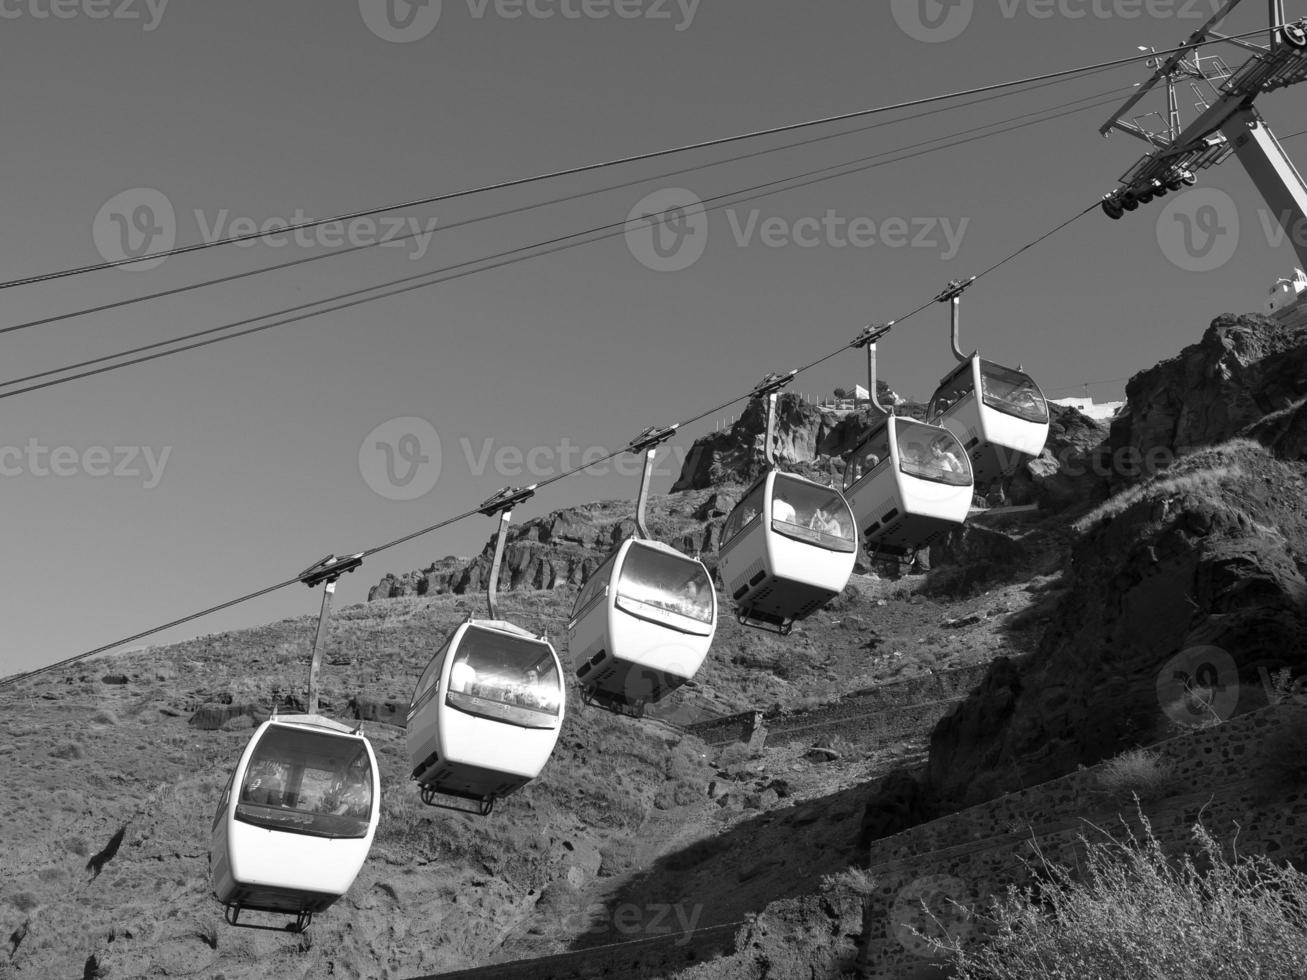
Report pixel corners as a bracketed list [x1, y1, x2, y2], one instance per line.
[1097, 0, 1307, 277]
[568, 424, 717, 719]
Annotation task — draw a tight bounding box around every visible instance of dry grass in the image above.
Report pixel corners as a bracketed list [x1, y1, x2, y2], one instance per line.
[1073, 438, 1268, 533]
[935, 814, 1307, 979]
[1094, 748, 1177, 802]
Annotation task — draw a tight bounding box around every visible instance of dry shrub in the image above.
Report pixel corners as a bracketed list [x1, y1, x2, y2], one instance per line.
[1095, 748, 1177, 802]
[936, 814, 1307, 980]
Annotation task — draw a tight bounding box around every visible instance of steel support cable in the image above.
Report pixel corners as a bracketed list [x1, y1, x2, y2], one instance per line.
[0, 87, 1131, 400]
[0, 29, 1268, 291]
[0, 68, 1125, 342]
[0, 190, 1101, 690]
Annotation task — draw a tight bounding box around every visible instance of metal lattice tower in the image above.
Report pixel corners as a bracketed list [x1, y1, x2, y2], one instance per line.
[1099, 1, 1307, 268]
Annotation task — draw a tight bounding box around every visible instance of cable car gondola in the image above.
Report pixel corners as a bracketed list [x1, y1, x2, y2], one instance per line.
[569, 427, 716, 716]
[211, 713, 380, 933]
[927, 279, 1050, 487]
[844, 414, 973, 561]
[210, 554, 378, 933]
[407, 487, 565, 815]
[718, 377, 857, 634]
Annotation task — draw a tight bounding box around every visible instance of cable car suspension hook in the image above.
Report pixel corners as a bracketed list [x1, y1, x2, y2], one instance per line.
[478, 485, 536, 620]
[297, 553, 364, 715]
[936, 276, 978, 363]
[627, 425, 679, 541]
[851, 323, 894, 415]
[750, 371, 795, 470]
[867, 343, 891, 418]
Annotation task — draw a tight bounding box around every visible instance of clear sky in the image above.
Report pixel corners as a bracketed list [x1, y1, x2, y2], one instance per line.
[2, 0, 1305, 677]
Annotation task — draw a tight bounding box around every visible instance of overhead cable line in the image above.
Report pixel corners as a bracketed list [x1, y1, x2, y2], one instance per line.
[0, 30, 1267, 291]
[0, 68, 1123, 340]
[0, 190, 1098, 690]
[0, 87, 1130, 401]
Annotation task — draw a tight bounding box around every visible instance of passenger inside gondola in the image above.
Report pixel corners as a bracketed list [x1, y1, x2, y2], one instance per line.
[772, 497, 798, 524]
[327, 758, 372, 817]
[772, 477, 855, 546]
[236, 728, 374, 834]
[979, 361, 1048, 423]
[808, 505, 848, 538]
[450, 632, 563, 716]
[617, 546, 714, 623]
[722, 484, 764, 546]
[897, 423, 971, 485]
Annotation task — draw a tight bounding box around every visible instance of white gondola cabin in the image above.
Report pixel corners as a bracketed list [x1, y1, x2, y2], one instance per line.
[928, 356, 1049, 486]
[718, 471, 857, 633]
[408, 619, 564, 814]
[843, 416, 974, 558]
[568, 538, 716, 714]
[210, 713, 380, 931]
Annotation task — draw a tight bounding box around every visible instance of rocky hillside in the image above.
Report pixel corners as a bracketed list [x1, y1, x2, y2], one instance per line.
[925, 313, 1307, 811]
[3, 310, 1306, 980]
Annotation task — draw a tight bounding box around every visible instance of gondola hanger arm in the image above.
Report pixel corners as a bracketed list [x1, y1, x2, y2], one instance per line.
[849, 322, 894, 349]
[934, 276, 977, 303]
[478, 485, 537, 517]
[750, 370, 797, 399]
[298, 553, 365, 589]
[626, 424, 680, 454]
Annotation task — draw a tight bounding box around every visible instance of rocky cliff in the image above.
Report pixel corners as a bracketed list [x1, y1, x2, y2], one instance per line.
[925, 314, 1307, 810]
[1109, 313, 1307, 485]
[670, 391, 920, 492]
